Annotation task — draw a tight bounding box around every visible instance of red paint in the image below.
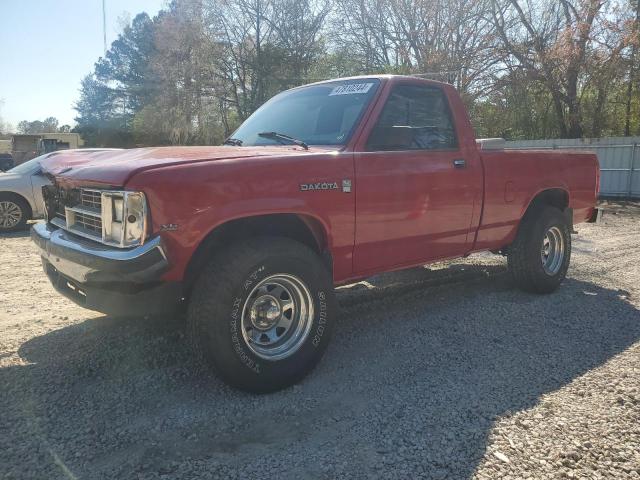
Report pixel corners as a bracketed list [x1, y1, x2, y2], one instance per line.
[43, 75, 599, 285]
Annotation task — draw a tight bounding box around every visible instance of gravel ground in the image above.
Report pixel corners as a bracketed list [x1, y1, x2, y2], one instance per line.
[1, 202, 639, 480]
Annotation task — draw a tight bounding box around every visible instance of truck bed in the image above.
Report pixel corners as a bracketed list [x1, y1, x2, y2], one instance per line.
[473, 149, 599, 251]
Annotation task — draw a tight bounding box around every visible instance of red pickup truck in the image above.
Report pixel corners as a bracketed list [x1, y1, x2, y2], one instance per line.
[32, 75, 600, 392]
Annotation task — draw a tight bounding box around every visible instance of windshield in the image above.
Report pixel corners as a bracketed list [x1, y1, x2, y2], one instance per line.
[6, 155, 45, 175]
[231, 79, 380, 147]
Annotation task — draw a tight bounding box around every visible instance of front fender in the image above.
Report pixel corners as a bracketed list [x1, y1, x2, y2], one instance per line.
[125, 152, 355, 282]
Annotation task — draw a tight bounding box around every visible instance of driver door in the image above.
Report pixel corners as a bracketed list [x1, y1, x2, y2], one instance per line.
[353, 83, 481, 273]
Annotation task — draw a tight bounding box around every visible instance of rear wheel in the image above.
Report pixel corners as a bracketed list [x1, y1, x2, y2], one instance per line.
[508, 206, 571, 293]
[0, 196, 30, 232]
[187, 237, 336, 393]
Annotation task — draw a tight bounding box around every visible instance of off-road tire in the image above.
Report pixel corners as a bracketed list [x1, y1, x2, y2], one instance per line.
[508, 206, 571, 294]
[187, 236, 336, 393]
[0, 194, 30, 233]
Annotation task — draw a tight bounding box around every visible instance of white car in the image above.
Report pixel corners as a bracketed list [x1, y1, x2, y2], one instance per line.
[0, 149, 119, 232]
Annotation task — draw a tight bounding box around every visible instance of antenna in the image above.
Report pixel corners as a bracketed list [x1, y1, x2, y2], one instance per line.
[102, 0, 107, 54]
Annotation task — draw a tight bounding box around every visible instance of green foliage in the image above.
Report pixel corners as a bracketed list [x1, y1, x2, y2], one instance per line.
[16, 117, 68, 135]
[74, 75, 135, 147]
[94, 13, 157, 113]
[75, 13, 157, 147]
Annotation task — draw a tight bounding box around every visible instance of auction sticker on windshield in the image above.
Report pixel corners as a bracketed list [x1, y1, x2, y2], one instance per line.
[329, 83, 374, 96]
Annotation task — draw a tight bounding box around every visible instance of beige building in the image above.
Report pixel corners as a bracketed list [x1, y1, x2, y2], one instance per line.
[11, 133, 84, 165]
[0, 140, 11, 155]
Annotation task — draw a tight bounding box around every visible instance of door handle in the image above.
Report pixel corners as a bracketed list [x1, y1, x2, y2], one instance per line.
[453, 159, 466, 168]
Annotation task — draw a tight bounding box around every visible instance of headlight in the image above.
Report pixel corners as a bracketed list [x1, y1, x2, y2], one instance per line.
[101, 191, 148, 247]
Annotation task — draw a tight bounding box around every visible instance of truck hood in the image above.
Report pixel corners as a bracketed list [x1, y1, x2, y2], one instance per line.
[41, 145, 319, 187]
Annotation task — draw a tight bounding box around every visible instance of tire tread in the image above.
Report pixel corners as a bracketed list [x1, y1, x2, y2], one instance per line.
[186, 236, 334, 393]
[507, 205, 571, 294]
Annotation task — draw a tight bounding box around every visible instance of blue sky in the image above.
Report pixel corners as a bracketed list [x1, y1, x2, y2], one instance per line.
[0, 0, 167, 130]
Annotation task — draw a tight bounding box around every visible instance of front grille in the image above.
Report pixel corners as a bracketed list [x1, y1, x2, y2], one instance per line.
[72, 211, 103, 235]
[80, 189, 102, 211]
[43, 185, 80, 219]
[45, 186, 140, 248]
[44, 185, 105, 241]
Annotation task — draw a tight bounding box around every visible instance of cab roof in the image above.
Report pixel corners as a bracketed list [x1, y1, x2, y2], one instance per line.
[293, 74, 452, 91]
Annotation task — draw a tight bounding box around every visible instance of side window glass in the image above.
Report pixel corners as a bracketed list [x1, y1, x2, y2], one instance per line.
[366, 85, 458, 151]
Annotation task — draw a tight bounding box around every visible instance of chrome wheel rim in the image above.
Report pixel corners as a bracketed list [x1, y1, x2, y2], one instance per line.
[0, 201, 22, 229]
[241, 274, 314, 361]
[541, 226, 565, 275]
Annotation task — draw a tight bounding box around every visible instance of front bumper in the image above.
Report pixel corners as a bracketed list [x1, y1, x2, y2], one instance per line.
[31, 222, 182, 316]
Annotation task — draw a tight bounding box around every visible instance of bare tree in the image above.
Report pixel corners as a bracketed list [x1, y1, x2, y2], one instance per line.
[330, 0, 498, 99]
[268, 0, 331, 82]
[625, 0, 640, 135]
[74, 0, 640, 145]
[490, 0, 623, 138]
[205, 0, 277, 119]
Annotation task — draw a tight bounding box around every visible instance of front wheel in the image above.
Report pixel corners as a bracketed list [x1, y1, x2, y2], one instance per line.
[508, 206, 572, 293]
[187, 237, 336, 393]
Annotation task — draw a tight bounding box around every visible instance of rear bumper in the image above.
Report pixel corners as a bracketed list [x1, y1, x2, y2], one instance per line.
[31, 222, 182, 316]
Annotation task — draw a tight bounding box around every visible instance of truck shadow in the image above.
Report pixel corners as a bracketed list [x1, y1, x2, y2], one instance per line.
[0, 229, 31, 239]
[2, 264, 639, 479]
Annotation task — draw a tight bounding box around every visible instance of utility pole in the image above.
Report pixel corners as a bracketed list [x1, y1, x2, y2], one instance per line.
[102, 0, 107, 54]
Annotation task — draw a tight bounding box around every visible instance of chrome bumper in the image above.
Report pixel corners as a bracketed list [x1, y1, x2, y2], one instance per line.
[31, 222, 181, 316]
[31, 222, 168, 284]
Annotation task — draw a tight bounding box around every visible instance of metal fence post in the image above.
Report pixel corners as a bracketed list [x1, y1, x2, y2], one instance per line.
[629, 143, 637, 197]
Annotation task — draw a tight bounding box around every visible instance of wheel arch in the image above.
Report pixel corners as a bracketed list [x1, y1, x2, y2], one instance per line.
[0, 191, 33, 219]
[183, 213, 332, 295]
[495, 187, 571, 252]
[521, 187, 571, 224]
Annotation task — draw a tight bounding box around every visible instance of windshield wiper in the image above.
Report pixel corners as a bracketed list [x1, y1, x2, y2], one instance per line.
[223, 137, 243, 146]
[258, 131, 309, 150]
